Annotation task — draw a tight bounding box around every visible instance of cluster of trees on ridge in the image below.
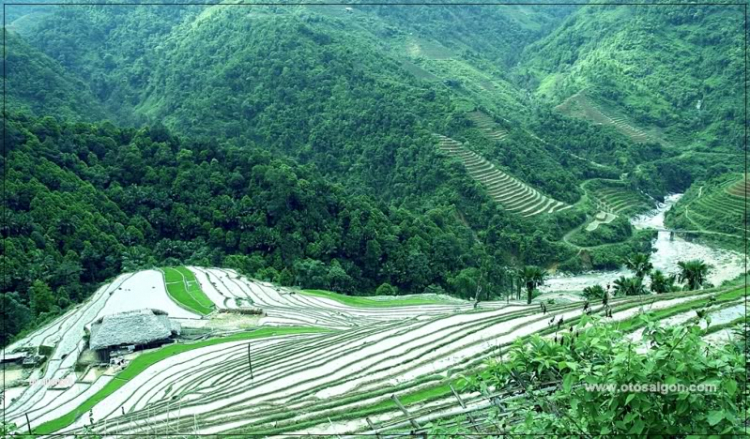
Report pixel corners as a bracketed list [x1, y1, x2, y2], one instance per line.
[2, 114, 580, 345]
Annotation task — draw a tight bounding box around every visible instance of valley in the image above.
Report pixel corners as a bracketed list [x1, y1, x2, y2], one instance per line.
[1, 3, 747, 436]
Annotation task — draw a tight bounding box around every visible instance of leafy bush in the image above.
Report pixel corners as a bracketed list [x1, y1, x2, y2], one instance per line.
[457, 315, 746, 436]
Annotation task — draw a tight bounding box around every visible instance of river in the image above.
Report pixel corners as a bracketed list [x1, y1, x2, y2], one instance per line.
[540, 194, 746, 295]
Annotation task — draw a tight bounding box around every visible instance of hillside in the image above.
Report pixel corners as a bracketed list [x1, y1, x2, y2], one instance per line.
[666, 173, 748, 251]
[2, 114, 587, 345]
[518, 5, 744, 151]
[1, 4, 748, 437]
[5, 4, 744, 341]
[16, 4, 197, 124]
[2, 31, 107, 121]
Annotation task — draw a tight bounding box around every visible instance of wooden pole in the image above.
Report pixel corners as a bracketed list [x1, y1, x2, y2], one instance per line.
[247, 343, 254, 379]
[25, 413, 31, 434]
[450, 385, 482, 433]
[391, 394, 420, 430]
[365, 417, 383, 439]
[327, 417, 342, 439]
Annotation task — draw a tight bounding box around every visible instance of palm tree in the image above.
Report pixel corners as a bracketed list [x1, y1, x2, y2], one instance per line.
[677, 260, 712, 290]
[624, 253, 654, 279]
[613, 276, 646, 296]
[649, 269, 675, 294]
[519, 266, 547, 305]
[582, 285, 606, 300]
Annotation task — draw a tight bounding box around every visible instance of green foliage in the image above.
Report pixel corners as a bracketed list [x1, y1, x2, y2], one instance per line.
[519, 266, 547, 304]
[677, 259, 712, 291]
[374, 283, 398, 296]
[0, 293, 31, 345]
[582, 284, 606, 300]
[582, 229, 656, 270]
[29, 279, 55, 316]
[448, 267, 480, 300]
[613, 275, 646, 296]
[567, 215, 632, 247]
[5, 114, 526, 343]
[522, 6, 743, 151]
[666, 172, 748, 245]
[624, 252, 653, 279]
[649, 269, 676, 294]
[2, 31, 107, 121]
[461, 315, 746, 435]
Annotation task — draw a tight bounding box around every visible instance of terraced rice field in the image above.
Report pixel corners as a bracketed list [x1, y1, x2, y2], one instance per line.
[404, 37, 454, 60]
[555, 91, 653, 144]
[584, 180, 653, 216]
[467, 110, 509, 142]
[161, 267, 215, 315]
[680, 176, 748, 235]
[435, 134, 570, 217]
[585, 211, 617, 231]
[1, 265, 740, 437]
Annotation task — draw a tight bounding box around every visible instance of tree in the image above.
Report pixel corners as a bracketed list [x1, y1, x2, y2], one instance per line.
[677, 260, 712, 290]
[613, 276, 646, 296]
[519, 266, 547, 304]
[325, 260, 354, 293]
[624, 253, 653, 279]
[449, 268, 479, 300]
[649, 269, 675, 294]
[582, 284, 606, 300]
[0, 293, 31, 345]
[29, 280, 55, 316]
[293, 259, 328, 289]
[375, 283, 397, 296]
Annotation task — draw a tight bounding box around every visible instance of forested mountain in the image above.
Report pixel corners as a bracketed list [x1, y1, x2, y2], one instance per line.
[2, 31, 107, 121]
[15, 4, 197, 124]
[3, 112, 585, 342]
[2, 4, 744, 344]
[518, 5, 744, 150]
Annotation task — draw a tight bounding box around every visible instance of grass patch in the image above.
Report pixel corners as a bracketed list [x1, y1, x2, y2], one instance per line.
[300, 289, 452, 307]
[161, 266, 214, 315]
[33, 326, 331, 434]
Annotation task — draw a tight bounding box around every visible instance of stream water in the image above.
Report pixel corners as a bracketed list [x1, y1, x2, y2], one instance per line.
[541, 194, 746, 294]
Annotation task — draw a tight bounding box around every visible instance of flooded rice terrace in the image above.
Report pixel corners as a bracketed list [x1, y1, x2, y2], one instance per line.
[541, 194, 746, 294]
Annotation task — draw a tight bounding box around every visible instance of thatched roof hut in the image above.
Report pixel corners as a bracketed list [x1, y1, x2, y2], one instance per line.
[90, 309, 180, 351]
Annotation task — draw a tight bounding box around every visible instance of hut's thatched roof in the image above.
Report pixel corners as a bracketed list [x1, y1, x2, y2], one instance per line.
[90, 309, 180, 351]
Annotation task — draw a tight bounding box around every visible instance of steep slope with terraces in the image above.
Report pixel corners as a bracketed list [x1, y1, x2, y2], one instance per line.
[466, 110, 510, 142]
[583, 179, 653, 216]
[667, 173, 748, 246]
[435, 134, 570, 217]
[521, 6, 743, 150]
[555, 91, 654, 144]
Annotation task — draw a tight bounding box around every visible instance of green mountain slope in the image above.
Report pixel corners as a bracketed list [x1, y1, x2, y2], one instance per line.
[2, 114, 584, 344]
[3, 31, 107, 121]
[17, 5, 197, 124]
[666, 172, 748, 251]
[7, 3, 744, 343]
[518, 5, 744, 151]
